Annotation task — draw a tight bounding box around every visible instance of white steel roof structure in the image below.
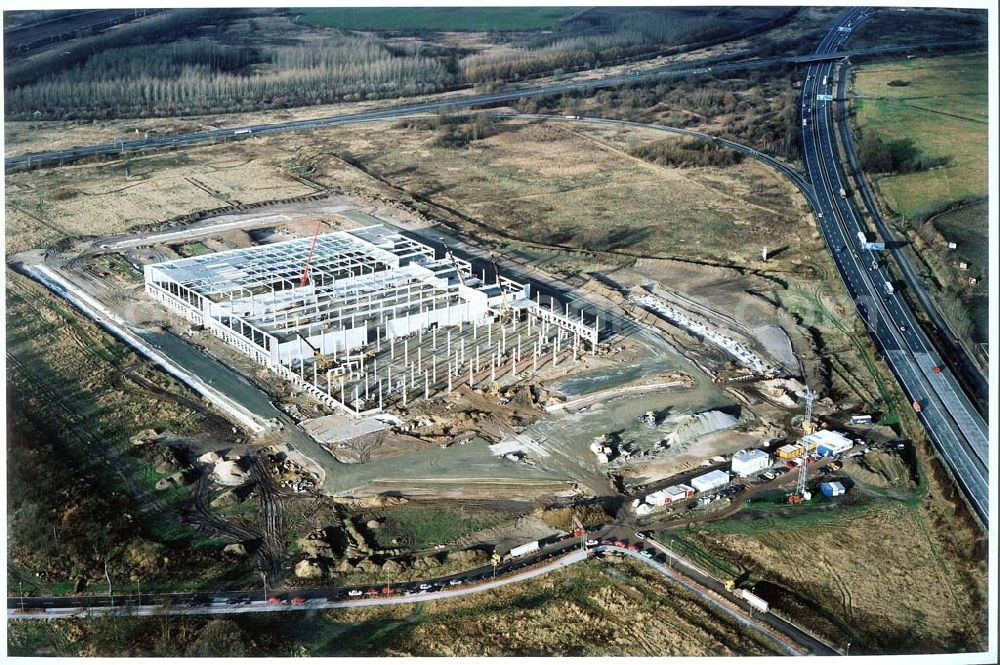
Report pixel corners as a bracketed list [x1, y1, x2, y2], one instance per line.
[144, 225, 527, 413]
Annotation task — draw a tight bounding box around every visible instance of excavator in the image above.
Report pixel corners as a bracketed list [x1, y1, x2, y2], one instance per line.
[490, 254, 513, 323]
[296, 332, 333, 371]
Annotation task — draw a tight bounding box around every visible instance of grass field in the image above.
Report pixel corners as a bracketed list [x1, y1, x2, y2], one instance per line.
[369, 503, 513, 551]
[854, 53, 987, 221]
[5, 270, 248, 594]
[928, 201, 989, 344]
[683, 499, 986, 655]
[296, 7, 577, 32]
[3, 139, 330, 255]
[324, 119, 811, 267]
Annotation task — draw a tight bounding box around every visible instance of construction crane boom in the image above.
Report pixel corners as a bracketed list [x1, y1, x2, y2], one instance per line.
[300, 219, 323, 288]
[490, 254, 512, 319]
[444, 244, 465, 287]
[296, 332, 332, 370]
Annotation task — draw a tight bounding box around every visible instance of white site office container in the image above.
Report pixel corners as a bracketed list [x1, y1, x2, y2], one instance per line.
[690, 469, 730, 493]
[731, 449, 771, 477]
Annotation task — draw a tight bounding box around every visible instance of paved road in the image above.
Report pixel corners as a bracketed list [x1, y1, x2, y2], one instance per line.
[799, 8, 988, 525]
[8, 539, 828, 655]
[6, 39, 982, 171]
[833, 60, 989, 411]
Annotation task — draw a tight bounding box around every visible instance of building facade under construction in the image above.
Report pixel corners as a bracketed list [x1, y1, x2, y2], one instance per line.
[145, 225, 599, 415]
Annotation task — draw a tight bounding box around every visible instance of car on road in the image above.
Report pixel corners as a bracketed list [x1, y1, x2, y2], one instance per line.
[267, 596, 283, 605]
[347, 589, 363, 597]
[585, 539, 599, 546]
[640, 550, 654, 560]
[635, 531, 650, 540]
[761, 471, 776, 480]
[291, 596, 307, 605]
[418, 583, 433, 591]
[448, 579, 463, 586]
[899, 325, 907, 332]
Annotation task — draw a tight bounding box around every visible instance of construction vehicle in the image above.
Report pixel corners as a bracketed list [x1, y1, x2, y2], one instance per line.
[489, 381, 501, 397]
[296, 332, 332, 370]
[300, 219, 323, 288]
[490, 254, 513, 322]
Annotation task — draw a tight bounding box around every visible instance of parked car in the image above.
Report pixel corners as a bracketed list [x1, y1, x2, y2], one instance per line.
[347, 589, 363, 597]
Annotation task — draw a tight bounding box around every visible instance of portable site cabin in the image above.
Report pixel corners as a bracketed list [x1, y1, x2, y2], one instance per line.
[819, 481, 845, 497]
[645, 489, 670, 507]
[805, 430, 853, 457]
[731, 449, 771, 477]
[664, 485, 694, 503]
[775, 443, 804, 460]
[690, 469, 730, 494]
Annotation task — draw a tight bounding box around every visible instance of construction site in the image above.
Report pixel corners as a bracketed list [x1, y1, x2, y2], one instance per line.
[145, 224, 597, 416]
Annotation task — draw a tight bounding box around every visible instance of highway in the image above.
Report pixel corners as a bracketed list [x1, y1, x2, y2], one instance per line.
[832, 61, 989, 411]
[799, 8, 989, 525]
[5, 39, 983, 172]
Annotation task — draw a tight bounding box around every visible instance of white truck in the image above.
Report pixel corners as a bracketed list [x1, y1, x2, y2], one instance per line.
[508, 541, 540, 558]
[883, 280, 895, 296]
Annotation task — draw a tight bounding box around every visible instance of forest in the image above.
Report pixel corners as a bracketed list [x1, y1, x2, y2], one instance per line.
[4, 7, 796, 120]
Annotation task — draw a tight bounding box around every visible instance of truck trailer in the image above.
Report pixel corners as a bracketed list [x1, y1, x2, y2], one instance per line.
[740, 589, 770, 613]
[508, 541, 540, 558]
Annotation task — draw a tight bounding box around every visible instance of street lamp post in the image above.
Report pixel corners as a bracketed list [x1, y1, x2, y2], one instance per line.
[105, 561, 114, 610]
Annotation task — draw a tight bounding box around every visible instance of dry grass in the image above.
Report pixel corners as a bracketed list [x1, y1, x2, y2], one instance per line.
[854, 54, 987, 220]
[685, 500, 987, 654]
[4, 138, 333, 255]
[321, 119, 811, 266]
[335, 558, 781, 656]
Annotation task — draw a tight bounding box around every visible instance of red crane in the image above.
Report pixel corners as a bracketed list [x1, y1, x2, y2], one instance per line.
[300, 219, 323, 288]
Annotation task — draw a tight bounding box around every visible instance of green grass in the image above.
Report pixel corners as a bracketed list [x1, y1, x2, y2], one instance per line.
[295, 7, 578, 31]
[375, 504, 510, 550]
[854, 54, 987, 220]
[177, 241, 212, 257]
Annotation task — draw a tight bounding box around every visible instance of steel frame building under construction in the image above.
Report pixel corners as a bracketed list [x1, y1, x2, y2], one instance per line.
[145, 225, 599, 415]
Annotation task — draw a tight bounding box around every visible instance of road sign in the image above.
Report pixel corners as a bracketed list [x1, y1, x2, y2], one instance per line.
[816, 94, 834, 102]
